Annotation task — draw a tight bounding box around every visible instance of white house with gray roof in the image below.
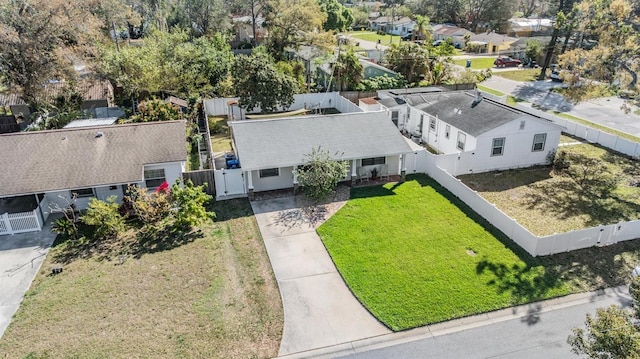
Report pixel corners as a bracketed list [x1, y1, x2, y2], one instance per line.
[401, 91, 564, 173]
[0, 121, 187, 235]
[228, 111, 414, 197]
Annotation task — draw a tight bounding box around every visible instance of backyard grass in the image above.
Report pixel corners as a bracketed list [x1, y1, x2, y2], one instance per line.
[209, 116, 233, 153]
[476, 85, 504, 96]
[318, 174, 640, 331]
[495, 69, 541, 82]
[459, 142, 640, 236]
[318, 175, 571, 330]
[348, 31, 401, 45]
[454, 57, 495, 69]
[0, 200, 283, 358]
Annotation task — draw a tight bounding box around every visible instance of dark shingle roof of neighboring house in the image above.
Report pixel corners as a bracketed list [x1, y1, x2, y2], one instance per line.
[230, 112, 413, 170]
[433, 26, 473, 36]
[0, 79, 113, 107]
[409, 91, 534, 136]
[0, 121, 187, 197]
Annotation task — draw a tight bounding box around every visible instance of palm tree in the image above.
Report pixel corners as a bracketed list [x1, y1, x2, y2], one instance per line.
[412, 15, 430, 42]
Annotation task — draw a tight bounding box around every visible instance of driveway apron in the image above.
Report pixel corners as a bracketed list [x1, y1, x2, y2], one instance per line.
[251, 197, 390, 356]
[0, 220, 57, 338]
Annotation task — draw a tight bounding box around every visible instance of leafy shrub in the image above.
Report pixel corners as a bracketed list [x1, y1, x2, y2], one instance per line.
[81, 197, 126, 239]
[124, 186, 172, 226]
[171, 180, 215, 229]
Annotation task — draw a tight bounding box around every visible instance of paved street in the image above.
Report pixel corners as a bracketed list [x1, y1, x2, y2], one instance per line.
[482, 76, 640, 137]
[332, 287, 630, 359]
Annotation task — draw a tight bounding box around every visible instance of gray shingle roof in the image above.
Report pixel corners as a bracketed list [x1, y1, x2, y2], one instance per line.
[0, 121, 187, 196]
[377, 97, 406, 108]
[230, 112, 413, 170]
[410, 92, 533, 136]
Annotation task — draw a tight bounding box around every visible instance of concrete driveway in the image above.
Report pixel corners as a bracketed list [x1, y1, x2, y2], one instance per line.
[251, 197, 390, 357]
[0, 221, 57, 338]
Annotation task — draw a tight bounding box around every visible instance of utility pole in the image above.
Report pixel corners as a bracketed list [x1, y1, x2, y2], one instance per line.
[538, 0, 565, 80]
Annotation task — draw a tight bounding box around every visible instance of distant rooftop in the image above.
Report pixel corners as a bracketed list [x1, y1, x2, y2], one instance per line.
[63, 117, 119, 128]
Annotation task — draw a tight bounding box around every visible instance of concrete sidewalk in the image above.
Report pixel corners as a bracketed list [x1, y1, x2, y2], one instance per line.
[279, 285, 630, 359]
[251, 197, 390, 357]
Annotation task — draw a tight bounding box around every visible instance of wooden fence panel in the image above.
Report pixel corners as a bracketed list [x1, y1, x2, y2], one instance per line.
[182, 170, 216, 195]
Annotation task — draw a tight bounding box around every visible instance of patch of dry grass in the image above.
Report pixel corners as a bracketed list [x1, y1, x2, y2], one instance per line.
[459, 143, 640, 236]
[0, 200, 283, 359]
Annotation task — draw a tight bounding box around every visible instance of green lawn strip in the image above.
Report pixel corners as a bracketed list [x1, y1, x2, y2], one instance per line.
[318, 174, 570, 331]
[552, 112, 640, 143]
[476, 85, 504, 97]
[349, 31, 401, 45]
[0, 200, 283, 358]
[495, 69, 541, 82]
[454, 57, 495, 69]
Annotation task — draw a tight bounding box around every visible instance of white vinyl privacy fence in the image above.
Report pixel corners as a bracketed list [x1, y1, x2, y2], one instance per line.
[414, 103, 640, 256]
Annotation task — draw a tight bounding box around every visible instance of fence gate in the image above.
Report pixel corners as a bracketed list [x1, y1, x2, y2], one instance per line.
[182, 170, 216, 195]
[214, 169, 247, 199]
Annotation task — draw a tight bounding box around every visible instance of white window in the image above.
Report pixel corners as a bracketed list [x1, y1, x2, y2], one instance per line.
[259, 168, 279, 178]
[419, 114, 424, 133]
[362, 157, 385, 166]
[445, 125, 450, 139]
[391, 111, 399, 126]
[429, 118, 436, 132]
[491, 137, 505, 156]
[144, 169, 166, 188]
[72, 188, 94, 198]
[532, 133, 547, 152]
[457, 132, 466, 151]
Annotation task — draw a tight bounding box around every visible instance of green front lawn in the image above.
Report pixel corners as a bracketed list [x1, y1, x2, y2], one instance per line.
[318, 175, 570, 330]
[348, 31, 402, 45]
[454, 57, 495, 69]
[495, 69, 541, 82]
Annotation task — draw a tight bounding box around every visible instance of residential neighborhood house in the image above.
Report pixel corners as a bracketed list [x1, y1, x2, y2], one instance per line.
[368, 16, 415, 36]
[0, 121, 187, 235]
[466, 31, 519, 54]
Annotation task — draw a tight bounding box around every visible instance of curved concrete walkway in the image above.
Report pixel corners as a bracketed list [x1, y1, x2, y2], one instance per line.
[251, 197, 391, 357]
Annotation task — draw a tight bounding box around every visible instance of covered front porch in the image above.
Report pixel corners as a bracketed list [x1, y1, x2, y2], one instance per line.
[0, 194, 46, 235]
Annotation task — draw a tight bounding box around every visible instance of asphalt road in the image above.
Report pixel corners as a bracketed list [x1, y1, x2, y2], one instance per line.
[339, 288, 632, 359]
[482, 76, 640, 137]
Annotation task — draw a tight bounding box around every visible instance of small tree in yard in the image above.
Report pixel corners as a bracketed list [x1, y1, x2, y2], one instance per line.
[294, 147, 349, 202]
[171, 180, 215, 229]
[81, 196, 126, 240]
[567, 276, 640, 358]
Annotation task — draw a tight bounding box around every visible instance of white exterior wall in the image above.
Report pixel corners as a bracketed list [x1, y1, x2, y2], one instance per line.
[472, 118, 561, 172]
[359, 102, 381, 112]
[356, 155, 402, 175]
[382, 105, 409, 131]
[410, 110, 478, 154]
[250, 167, 294, 192]
[94, 185, 125, 202]
[143, 162, 185, 188]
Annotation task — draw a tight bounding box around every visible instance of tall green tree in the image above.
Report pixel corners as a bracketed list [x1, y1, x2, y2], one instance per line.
[232, 52, 300, 112]
[412, 15, 430, 41]
[568, 276, 640, 358]
[167, 0, 229, 36]
[99, 29, 233, 98]
[557, 0, 640, 104]
[333, 49, 363, 91]
[385, 42, 452, 85]
[265, 0, 332, 60]
[318, 0, 354, 32]
[294, 147, 349, 202]
[525, 39, 542, 62]
[0, 0, 101, 107]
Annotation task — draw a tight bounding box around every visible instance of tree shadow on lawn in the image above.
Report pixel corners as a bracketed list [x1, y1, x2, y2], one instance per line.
[522, 153, 640, 227]
[211, 198, 254, 221]
[350, 183, 398, 199]
[408, 174, 636, 315]
[51, 223, 205, 264]
[458, 166, 554, 192]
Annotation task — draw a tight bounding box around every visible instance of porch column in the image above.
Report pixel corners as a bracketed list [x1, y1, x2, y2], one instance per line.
[293, 166, 299, 194]
[351, 159, 358, 185]
[400, 154, 407, 182]
[246, 170, 254, 200]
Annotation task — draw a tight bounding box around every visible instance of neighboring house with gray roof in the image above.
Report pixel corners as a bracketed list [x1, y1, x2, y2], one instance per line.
[400, 90, 564, 173]
[0, 121, 187, 235]
[228, 111, 413, 196]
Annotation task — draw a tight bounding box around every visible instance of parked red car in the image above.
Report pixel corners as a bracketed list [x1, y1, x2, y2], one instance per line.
[494, 56, 522, 68]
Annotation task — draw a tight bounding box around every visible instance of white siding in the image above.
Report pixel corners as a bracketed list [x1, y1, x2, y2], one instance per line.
[143, 162, 185, 188]
[251, 167, 294, 192]
[472, 118, 561, 172]
[95, 185, 125, 203]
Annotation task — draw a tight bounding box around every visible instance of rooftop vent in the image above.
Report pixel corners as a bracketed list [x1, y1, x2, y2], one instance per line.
[95, 132, 104, 138]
